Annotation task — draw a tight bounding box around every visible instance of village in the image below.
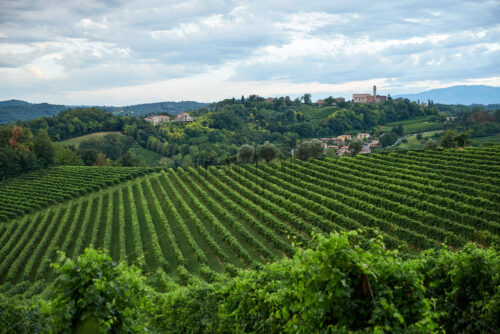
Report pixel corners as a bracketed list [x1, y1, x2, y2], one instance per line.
[320, 133, 380, 156]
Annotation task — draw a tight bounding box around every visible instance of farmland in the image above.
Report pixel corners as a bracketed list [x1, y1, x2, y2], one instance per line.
[0, 166, 155, 222]
[0, 146, 499, 298]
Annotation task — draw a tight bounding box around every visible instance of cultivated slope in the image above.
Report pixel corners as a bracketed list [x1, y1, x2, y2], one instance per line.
[0, 146, 499, 295]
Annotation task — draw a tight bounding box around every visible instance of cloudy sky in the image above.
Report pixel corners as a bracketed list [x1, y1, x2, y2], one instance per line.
[0, 0, 499, 105]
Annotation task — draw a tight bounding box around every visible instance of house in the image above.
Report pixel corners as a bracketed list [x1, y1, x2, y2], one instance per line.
[357, 133, 371, 140]
[337, 145, 350, 156]
[353, 86, 386, 103]
[265, 98, 274, 103]
[316, 99, 325, 107]
[337, 134, 351, 142]
[176, 112, 194, 122]
[359, 147, 371, 155]
[145, 115, 170, 125]
[336, 97, 345, 102]
[369, 140, 380, 147]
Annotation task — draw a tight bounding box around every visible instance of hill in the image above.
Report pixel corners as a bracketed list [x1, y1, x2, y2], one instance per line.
[0, 146, 498, 288]
[0, 100, 67, 123]
[394, 85, 500, 105]
[0, 100, 210, 124]
[105, 101, 210, 116]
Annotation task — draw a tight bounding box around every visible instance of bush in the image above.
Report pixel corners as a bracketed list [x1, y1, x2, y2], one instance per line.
[45, 248, 150, 333]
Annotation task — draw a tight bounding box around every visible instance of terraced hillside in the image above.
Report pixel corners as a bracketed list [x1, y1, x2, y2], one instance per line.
[0, 166, 156, 222]
[0, 146, 499, 296]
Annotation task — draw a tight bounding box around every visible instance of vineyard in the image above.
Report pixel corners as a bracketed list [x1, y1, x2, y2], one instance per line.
[0, 166, 156, 222]
[0, 146, 499, 298]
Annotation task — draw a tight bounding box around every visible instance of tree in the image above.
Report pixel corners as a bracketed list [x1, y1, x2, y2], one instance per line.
[256, 141, 278, 163]
[380, 132, 398, 147]
[348, 139, 363, 156]
[302, 93, 312, 105]
[81, 149, 97, 166]
[455, 131, 471, 147]
[440, 130, 457, 148]
[237, 144, 254, 163]
[33, 129, 55, 168]
[119, 152, 141, 167]
[296, 139, 323, 161]
[424, 139, 438, 150]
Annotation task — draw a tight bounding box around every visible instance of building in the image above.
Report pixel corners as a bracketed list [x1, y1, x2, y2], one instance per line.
[337, 134, 351, 142]
[369, 140, 380, 147]
[265, 98, 274, 103]
[336, 97, 346, 102]
[176, 112, 194, 122]
[359, 147, 371, 155]
[316, 99, 325, 107]
[353, 86, 386, 103]
[337, 146, 349, 156]
[145, 115, 170, 125]
[357, 133, 371, 140]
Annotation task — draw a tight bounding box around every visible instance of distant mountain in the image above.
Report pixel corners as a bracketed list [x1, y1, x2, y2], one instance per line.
[394, 85, 500, 105]
[104, 101, 210, 117]
[0, 100, 210, 124]
[0, 100, 67, 123]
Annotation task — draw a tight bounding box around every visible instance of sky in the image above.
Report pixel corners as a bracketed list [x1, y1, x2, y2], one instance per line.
[0, 0, 499, 105]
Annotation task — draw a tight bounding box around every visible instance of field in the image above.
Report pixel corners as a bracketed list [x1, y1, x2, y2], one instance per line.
[379, 115, 444, 134]
[395, 130, 444, 150]
[57, 131, 122, 147]
[470, 133, 500, 146]
[0, 146, 499, 298]
[58, 131, 164, 165]
[0, 166, 155, 222]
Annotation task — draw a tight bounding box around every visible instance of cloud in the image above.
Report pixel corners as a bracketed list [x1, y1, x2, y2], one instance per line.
[0, 0, 499, 104]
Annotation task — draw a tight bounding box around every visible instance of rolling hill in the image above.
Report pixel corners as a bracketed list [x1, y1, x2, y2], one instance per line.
[0, 100, 210, 124]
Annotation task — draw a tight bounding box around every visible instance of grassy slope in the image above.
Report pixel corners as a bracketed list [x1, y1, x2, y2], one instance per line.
[58, 132, 163, 166]
[379, 116, 444, 134]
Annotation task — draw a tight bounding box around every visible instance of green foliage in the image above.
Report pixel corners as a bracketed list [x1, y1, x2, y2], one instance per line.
[257, 141, 278, 162]
[424, 139, 438, 150]
[46, 248, 149, 333]
[422, 244, 500, 333]
[295, 139, 323, 161]
[237, 144, 255, 163]
[348, 139, 363, 156]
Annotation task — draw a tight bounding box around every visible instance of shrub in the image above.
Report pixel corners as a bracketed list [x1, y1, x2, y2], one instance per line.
[45, 248, 150, 333]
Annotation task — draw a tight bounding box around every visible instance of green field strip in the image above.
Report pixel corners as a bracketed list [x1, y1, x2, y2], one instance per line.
[131, 183, 166, 272]
[154, 172, 235, 272]
[35, 202, 79, 279]
[0, 214, 42, 283]
[245, 164, 438, 250]
[371, 153, 500, 190]
[7, 210, 55, 283]
[94, 192, 110, 250]
[148, 176, 210, 274]
[169, 169, 267, 267]
[88, 195, 104, 248]
[188, 168, 292, 258]
[352, 155, 500, 211]
[304, 159, 485, 242]
[125, 183, 146, 265]
[277, 162, 466, 248]
[138, 179, 180, 275]
[110, 190, 121, 262]
[204, 167, 309, 248]
[121, 186, 137, 264]
[144, 176, 197, 274]
[22, 208, 63, 281]
[159, 170, 256, 268]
